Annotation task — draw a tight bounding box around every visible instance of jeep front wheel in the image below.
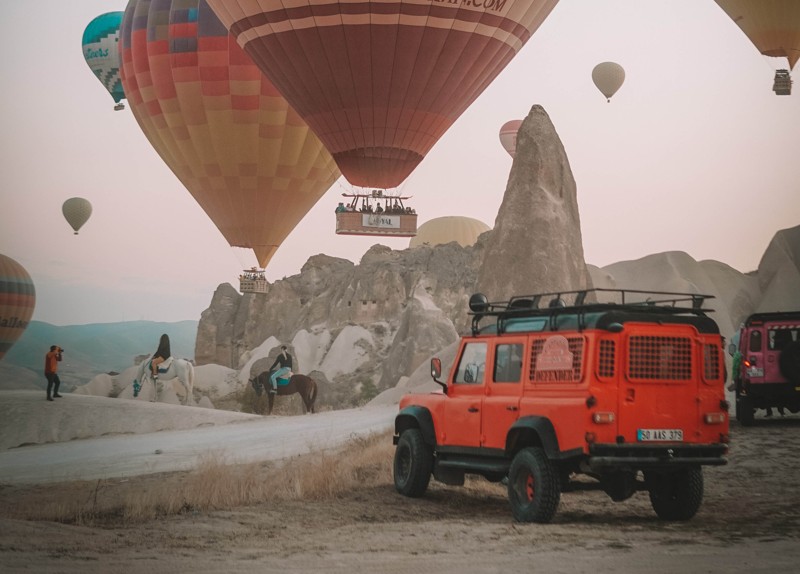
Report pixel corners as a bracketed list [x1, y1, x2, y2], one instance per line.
[393, 428, 433, 497]
[507, 447, 561, 523]
[647, 468, 703, 521]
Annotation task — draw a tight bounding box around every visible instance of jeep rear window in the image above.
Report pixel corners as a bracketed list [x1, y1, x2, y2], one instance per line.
[454, 342, 487, 384]
[768, 328, 798, 351]
[628, 336, 692, 381]
[748, 330, 762, 353]
[494, 343, 523, 383]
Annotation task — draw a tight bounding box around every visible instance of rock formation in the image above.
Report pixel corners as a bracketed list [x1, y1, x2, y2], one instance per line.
[756, 224, 800, 313]
[477, 105, 592, 300]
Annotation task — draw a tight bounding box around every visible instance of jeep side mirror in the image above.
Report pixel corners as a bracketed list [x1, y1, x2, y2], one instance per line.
[430, 357, 447, 395]
[727, 343, 736, 356]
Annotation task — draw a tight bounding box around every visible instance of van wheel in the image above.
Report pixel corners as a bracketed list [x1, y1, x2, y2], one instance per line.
[779, 341, 800, 383]
[647, 468, 703, 521]
[737, 394, 755, 426]
[393, 429, 433, 497]
[507, 447, 560, 523]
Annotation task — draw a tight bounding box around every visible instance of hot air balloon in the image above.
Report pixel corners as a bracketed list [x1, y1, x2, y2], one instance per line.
[592, 62, 625, 102]
[62, 197, 93, 235]
[119, 0, 340, 268]
[409, 217, 490, 249]
[0, 254, 36, 362]
[82, 12, 126, 110]
[499, 120, 523, 158]
[207, 0, 560, 189]
[714, 1, 800, 95]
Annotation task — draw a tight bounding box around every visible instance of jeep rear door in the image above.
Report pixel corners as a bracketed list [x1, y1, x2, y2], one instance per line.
[481, 339, 525, 449]
[617, 324, 702, 444]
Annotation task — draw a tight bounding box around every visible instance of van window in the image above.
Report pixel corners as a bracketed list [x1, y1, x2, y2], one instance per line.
[748, 330, 762, 353]
[494, 343, 523, 383]
[454, 342, 487, 384]
[768, 328, 798, 351]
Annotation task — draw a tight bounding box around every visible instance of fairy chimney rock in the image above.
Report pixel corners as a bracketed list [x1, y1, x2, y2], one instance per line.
[477, 105, 592, 301]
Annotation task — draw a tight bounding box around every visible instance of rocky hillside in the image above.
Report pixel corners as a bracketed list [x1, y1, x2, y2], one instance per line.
[194, 106, 799, 409]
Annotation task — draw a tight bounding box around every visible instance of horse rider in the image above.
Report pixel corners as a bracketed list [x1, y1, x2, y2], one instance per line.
[151, 333, 171, 380]
[268, 345, 293, 394]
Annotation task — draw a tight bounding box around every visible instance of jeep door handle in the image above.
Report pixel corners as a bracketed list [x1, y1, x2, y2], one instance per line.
[468, 407, 479, 413]
[506, 406, 518, 412]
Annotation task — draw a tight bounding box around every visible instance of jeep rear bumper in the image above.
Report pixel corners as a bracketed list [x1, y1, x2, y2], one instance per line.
[588, 443, 728, 471]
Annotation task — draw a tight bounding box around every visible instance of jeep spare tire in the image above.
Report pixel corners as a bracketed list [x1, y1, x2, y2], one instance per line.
[779, 340, 800, 383]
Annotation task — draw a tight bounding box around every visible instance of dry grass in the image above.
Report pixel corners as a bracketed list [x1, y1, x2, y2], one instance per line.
[0, 429, 395, 525]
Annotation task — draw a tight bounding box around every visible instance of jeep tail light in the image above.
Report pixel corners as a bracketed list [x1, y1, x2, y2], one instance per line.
[704, 413, 726, 424]
[592, 412, 615, 424]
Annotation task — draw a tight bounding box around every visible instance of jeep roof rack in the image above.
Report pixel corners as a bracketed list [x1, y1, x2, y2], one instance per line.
[468, 288, 716, 336]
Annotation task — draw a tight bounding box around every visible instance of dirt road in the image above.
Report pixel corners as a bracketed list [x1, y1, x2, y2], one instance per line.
[2, 415, 799, 573]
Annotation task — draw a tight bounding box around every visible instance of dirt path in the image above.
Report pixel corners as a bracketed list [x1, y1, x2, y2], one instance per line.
[2, 418, 800, 573]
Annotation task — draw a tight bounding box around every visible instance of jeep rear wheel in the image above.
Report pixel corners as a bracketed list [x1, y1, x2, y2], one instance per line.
[507, 447, 560, 523]
[393, 428, 433, 498]
[647, 468, 703, 521]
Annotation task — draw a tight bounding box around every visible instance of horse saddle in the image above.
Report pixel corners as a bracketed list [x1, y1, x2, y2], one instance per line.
[152, 356, 174, 373]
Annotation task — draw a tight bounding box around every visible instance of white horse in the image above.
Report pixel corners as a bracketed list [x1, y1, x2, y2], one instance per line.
[132, 356, 195, 405]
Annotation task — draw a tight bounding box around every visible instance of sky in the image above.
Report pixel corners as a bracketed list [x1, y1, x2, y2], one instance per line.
[1, 0, 798, 326]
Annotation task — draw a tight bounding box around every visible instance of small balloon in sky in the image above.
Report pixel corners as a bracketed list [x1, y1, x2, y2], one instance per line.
[62, 197, 92, 234]
[82, 12, 126, 111]
[592, 62, 625, 102]
[0, 254, 36, 362]
[499, 120, 524, 158]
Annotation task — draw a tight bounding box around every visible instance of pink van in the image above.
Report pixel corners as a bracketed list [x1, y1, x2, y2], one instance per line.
[732, 311, 800, 425]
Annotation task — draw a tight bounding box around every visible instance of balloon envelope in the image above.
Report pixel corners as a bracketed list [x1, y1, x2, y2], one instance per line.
[410, 216, 490, 249]
[119, 0, 340, 268]
[62, 197, 92, 234]
[714, 0, 800, 70]
[0, 254, 36, 361]
[82, 12, 126, 105]
[592, 62, 625, 101]
[499, 120, 523, 158]
[207, 0, 560, 189]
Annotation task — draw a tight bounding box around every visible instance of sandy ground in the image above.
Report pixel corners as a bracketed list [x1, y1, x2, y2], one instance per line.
[1, 393, 799, 573]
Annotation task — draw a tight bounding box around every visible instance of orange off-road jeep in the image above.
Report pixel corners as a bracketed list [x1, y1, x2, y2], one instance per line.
[393, 289, 730, 523]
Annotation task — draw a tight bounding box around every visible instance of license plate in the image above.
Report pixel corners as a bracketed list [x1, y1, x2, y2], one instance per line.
[637, 429, 683, 442]
[747, 366, 764, 378]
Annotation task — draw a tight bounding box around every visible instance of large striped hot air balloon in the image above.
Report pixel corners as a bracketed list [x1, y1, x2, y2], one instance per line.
[82, 12, 126, 110]
[0, 254, 36, 362]
[207, 0, 560, 189]
[119, 0, 341, 268]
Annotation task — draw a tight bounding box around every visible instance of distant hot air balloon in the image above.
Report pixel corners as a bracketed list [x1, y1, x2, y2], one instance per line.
[207, 0, 560, 189]
[119, 0, 340, 269]
[82, 12, 126, 110]
[714, 0, 800, 95]
[499, 120, 524, 158]
[409, 217, 491, 249]
[592, 62, 625, 102]
[62, 197, 93, 235]
[0, 254, 36, 362]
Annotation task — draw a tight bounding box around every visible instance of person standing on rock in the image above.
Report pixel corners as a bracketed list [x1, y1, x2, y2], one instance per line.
[44, 345, 63, 401]
[268, 345, 293, 394]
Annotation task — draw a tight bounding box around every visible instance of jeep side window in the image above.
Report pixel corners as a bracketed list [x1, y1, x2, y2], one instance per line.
[748, 330, 762, 353]
[494, 343, 523, 383]
[454, 342, 487, 384]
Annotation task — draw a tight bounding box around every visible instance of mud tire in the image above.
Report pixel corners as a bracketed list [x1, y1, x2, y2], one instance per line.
[507, 447, 560, 523]
[779, 341, 800, 383]
[647, 468, 704, 521]
[393, 429, 433, 498]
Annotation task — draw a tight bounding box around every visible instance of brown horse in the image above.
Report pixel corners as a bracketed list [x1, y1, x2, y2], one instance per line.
[250, 371, 318, 415]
